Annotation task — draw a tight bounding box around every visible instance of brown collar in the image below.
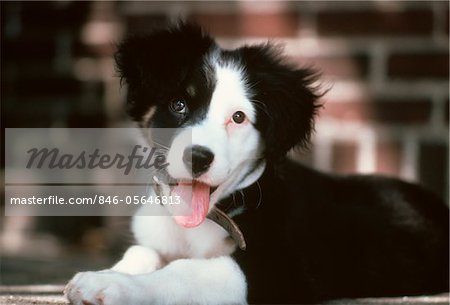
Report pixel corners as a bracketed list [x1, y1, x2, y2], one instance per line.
[207, 208, 246, 250]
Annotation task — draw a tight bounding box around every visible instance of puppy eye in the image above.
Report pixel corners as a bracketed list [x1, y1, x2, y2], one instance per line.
[232, 111, 246, 124]
[169, 99, 187, 114]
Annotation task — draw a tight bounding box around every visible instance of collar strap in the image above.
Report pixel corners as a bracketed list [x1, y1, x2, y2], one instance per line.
[207, 208, 246, 250]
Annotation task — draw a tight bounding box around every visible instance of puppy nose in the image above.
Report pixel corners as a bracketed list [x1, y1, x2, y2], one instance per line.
[183, 145, 214, 177]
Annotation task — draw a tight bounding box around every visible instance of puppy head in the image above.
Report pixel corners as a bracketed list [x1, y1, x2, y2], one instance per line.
[115, 23, 321, 227]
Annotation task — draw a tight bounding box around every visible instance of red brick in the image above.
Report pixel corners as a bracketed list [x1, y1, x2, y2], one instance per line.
[16, 76, 83, 98]
[125, 15, 168, 34]
[388, 53, 449, 79]
[4, 38, 57, 62]
[322, 99, 432, 125]
[317, 10, 433, 36]
[419, 142, 448, 200]
[292, 54, 369, 80]
[332, 141, 358, 173]
[14, 1, 90, 35]
[376, 141, 403, 176]
[73, 42, 116, 58]
[68, 111, 107, 128]
[190, 12, 300, 37]
[3, 111, 53, 127]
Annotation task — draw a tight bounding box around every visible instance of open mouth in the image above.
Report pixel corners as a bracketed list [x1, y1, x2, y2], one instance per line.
[153, 176, 218, 228]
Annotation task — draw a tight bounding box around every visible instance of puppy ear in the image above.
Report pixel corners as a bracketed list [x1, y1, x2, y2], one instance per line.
[114, 22, 215, 119]
[239, 44, 322, 162]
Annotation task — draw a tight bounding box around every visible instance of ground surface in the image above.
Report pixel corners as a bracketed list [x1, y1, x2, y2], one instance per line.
[1, 257, 449, 304]
[0, 285, 448, 305]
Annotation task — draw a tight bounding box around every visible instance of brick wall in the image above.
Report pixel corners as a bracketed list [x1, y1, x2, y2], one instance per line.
[2, 1, 123, 129]
[2, 1, 449, 201]
[120, 1, 449, 201]
[1, 1, 125, 254]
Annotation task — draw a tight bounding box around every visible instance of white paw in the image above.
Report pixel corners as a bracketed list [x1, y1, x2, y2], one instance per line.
[64, 270, 145, 305]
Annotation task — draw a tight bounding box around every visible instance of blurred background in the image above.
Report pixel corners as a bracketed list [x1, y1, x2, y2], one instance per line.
[1, 1, 448, 285]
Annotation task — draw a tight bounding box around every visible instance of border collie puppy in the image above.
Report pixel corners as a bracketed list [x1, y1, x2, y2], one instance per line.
[65, 23, 449, 305]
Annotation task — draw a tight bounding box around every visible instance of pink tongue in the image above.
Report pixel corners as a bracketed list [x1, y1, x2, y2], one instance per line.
[172, 181, 210, 228]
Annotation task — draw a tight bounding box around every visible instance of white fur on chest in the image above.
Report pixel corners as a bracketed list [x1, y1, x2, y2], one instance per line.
[132, 204, 236, 261]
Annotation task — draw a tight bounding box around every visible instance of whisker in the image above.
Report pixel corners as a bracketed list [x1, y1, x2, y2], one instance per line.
[148, 139, 170, 150]
[221, 192, 236, 212]
[255, 181, 263, 209]
[251, 99, 274, 122]
[239, 190, 246, 208]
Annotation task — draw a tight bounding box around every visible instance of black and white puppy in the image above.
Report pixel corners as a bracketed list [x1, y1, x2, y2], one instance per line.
[66, 23, 449, 305]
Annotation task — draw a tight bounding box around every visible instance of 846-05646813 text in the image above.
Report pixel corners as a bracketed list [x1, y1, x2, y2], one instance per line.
[9, 195, 181, 205]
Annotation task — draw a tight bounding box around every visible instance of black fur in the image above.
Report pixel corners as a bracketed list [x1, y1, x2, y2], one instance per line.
[224, 45, 322, 161]
[224, 161, 449, 303]
[116, 23, 449, 304]
[115, 22, 216, 127]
